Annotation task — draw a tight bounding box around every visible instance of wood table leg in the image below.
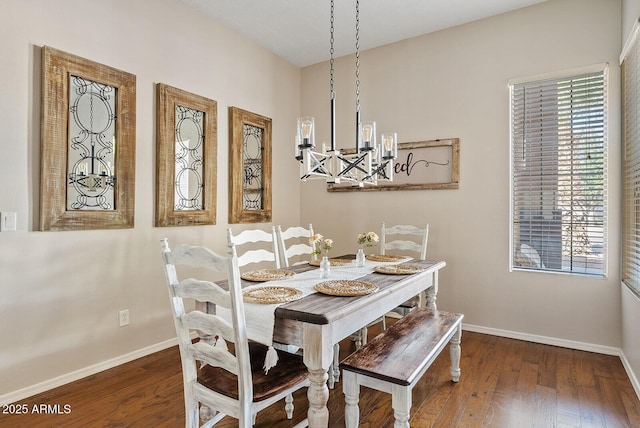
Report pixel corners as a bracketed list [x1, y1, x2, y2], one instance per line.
[304, 324, 332, 427]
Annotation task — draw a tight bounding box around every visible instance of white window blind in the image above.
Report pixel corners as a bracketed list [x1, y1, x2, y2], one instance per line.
[510, 68, 607, 275]
[622, 27, 640, 295]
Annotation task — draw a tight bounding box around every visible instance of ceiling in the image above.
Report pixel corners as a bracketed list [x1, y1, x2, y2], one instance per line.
[180, 0, 547, 67]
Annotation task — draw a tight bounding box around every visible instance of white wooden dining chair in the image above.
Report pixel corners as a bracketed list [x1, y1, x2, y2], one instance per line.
[380, 222, 429, 260]
[381, 222, 429, 320]
[276, 224, 316, 267]
[229, 227, 302, 357]
[227, 227, 281, 269]
[355, 222, 430, 348]
[274, 224, 339, 387]
[160, 238, 309, 427]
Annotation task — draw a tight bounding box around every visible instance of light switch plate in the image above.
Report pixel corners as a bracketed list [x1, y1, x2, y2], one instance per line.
[1, 212, 17, 232]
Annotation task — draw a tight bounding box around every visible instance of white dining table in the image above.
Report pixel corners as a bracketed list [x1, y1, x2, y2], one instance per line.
[206, 256, 446, 427]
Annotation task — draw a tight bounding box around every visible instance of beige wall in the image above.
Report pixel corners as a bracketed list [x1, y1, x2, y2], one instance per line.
[621, 0, 640, 398]
[624, 0, 640, 38]
[301, 0, 622, 348]
[0, 0, 301, 400]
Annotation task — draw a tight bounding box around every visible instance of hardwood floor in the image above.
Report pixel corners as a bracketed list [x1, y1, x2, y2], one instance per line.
[2, 329, 639, 427]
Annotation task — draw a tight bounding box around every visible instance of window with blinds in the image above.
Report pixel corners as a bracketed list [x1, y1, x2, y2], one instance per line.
[510, 67, 607, 276]
[622, 28, 640, 295]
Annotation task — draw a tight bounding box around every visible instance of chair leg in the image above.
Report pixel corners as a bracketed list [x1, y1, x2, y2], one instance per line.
[381, 315, 387, 331]
[332, 343, 340, 383]
[450, 324, 462, 382]
[184, 399, 199, 428]
[328, 343, 340, 388]
[285, 393, 294, 419]
[351, 326, 367, 350]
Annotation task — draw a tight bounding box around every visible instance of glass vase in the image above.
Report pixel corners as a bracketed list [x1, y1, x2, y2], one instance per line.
[355, 248, 366, 267]
[320, 256, 330, 278]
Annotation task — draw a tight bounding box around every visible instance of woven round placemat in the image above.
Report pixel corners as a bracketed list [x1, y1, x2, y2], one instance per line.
[309, 258, 353, 267]
[243, 286, 303, 304]
[241, 269, 295, 282]
[314, 280, 378, 296]
[373, 264, 425, 275]
[365, 254, 410, 262]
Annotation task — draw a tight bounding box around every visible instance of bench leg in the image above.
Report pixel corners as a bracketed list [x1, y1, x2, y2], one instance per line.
[391, 384, 411, 428]
[450, 323, 462, 382]
[343, 371, 360, 428]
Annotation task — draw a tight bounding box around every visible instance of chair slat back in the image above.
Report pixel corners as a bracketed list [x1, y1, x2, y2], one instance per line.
[380, 223, 429, 260]
[276, 224, 316, 267]
[160, 238, 253, 419]
[227, 227, 281, 268]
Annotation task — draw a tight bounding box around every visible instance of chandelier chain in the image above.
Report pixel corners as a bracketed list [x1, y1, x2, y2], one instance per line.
[355, 0, 360, 112]
[295, 0, 398, 187]
[330, 0, 335, 98]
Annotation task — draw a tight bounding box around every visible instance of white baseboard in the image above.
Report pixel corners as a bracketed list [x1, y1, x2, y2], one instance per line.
[0, 337, 179, 406]
[462, 323, 621, 356]
[620, 350, 640, 401]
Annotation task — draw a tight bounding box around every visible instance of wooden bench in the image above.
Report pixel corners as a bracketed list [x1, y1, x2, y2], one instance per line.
[340, 309, 463, 427]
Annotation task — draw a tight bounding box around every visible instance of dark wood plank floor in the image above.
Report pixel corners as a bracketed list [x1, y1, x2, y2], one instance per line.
[2, 329, 639, 427]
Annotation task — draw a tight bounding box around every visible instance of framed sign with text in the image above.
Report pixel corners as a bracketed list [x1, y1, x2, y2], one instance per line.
[327, 138, 459, 192]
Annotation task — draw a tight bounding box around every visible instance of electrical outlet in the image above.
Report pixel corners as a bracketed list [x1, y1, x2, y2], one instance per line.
[119, 309, 129, 327]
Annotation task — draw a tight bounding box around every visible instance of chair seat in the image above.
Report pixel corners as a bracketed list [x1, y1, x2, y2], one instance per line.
[398, 296, 419, 309]
[198, 341, 309, 402]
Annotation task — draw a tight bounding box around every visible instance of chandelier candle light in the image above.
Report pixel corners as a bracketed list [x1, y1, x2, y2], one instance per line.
[295, 0, 398, 188]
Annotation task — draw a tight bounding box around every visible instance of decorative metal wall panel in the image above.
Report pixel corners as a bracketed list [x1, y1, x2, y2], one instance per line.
[67, 76, 117, 210]
[174, 104, 204, 211]
[242, 123, 264, 211]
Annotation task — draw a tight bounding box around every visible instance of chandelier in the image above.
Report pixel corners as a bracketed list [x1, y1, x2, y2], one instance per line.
[295, 0, 398, 188]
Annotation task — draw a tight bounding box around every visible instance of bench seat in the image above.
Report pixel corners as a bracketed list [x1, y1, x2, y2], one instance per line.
[340, 309, 463, 427]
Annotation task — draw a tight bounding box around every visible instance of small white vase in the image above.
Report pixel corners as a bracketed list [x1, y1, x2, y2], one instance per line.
[355, 248, 366, 267]
[320, 256, 331, 278]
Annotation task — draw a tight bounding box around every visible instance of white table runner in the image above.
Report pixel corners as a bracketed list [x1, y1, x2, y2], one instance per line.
[218, 258, 408, 372]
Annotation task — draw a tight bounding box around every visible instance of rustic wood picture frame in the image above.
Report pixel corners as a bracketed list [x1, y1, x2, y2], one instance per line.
[155, 83, 217, 227]
[228, 107, 272, 223]
[40, 46, 136, 231]
[327, 138, 459, 192]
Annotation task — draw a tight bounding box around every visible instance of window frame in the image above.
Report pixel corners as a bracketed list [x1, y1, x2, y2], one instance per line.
[508, 64, 608, 277]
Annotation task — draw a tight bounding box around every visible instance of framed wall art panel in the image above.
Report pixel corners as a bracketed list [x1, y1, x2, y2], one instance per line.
[228, 107, 272, 224]
[156, 83, 217, 227]
[40, 46, 136, 231]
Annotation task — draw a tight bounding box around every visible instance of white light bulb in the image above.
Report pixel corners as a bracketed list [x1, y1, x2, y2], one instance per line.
[301, 120, 313, 139]
[362, 124, 373, 143]
[383, 136, 393, 151]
